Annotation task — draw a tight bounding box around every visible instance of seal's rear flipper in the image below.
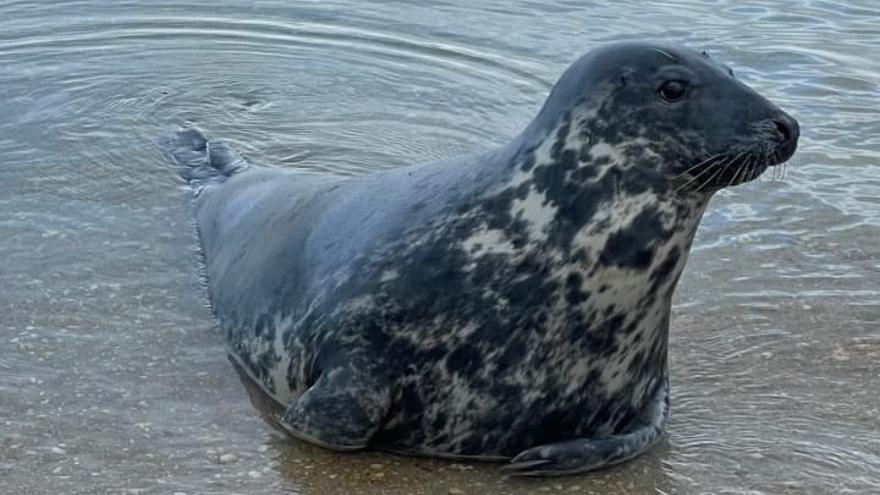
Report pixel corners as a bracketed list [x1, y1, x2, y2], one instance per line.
[503, 379, 669, 476]
[162, 128, 249, 187]
[279, 367, 390, 451]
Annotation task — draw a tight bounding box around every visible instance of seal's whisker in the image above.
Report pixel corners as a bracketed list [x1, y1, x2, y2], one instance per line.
[742, 160, 753, 187]
[675, 167, 714, 192]
[674, 157, 725, 192]
[748, 156, 760, 183]
[761, 153, 773, 183]
[695, 165, 726, 192]
[727, 161, 741, 188]
[725, 151, 748, 188]
[727, 155, 748, 187]
[675, 153, 723, 179]
[698, 152, 741, 191]
[700, 168, 726, 192]
[767, 153, 779, 182]
[776, 151, 787, 182]
[739, 155, 753, 187]
[749, 155, 761, 183]
[763, 150, 773, 182]
[737, 155, 751, 186]
[674, 155, 729, 192]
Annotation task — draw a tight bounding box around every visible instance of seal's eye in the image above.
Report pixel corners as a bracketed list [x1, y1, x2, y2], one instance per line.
[657, 80, 688, 102]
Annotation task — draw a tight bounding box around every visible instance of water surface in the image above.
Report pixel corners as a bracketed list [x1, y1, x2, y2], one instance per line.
[1, 1, 878, 494]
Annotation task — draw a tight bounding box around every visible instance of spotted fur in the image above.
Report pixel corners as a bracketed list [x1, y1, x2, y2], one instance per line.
[165, 41, 798, 476]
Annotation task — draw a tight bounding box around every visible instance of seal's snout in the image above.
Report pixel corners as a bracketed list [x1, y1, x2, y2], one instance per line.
[771, 113, 800, 163]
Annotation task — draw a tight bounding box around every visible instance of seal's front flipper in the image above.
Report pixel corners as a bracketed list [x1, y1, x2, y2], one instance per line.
[503, 379, 669, 476]
[162, 128, 250, 187]
[280, 367, 390, 451]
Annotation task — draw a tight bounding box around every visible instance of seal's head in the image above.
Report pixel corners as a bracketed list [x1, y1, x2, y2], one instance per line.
[527, 41, 799, 194]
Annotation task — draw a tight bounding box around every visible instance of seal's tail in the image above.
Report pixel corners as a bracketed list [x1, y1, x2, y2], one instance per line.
[162, 128, 249, 186]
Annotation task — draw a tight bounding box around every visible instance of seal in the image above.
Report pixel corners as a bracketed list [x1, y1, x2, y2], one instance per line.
[164, 42, 798, 476]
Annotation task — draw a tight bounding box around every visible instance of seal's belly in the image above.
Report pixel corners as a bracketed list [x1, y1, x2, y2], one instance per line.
[228, 317, 659, 457]
[372, 352, 661, 457]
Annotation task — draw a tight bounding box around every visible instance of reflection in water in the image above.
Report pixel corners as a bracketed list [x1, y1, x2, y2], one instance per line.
[1, 0, 878, 494]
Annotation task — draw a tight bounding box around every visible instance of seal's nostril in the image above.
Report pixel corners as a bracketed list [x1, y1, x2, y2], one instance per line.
[774, 120, 791, 143]
[773, 116, 799, 145]
[769, 116, 799, 163]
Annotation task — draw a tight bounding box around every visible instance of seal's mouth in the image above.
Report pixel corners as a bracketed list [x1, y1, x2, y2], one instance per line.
[677, 115, 799, 192]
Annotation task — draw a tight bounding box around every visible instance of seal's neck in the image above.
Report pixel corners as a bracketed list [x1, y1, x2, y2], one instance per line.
[480, 113, 712, 380]
[471, 127, 709, 423]
[492, 112, 712, 258]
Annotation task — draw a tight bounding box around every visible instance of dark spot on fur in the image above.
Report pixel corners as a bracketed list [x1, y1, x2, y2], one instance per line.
[649, 246, 681, 293]
[603, 304, 617, 317]
[520, 151, 537, 172]
[253, 313, 270, 338]
[446, 344, 483, 376]
[568, 249, 589, 265]
[570, 163, 598, 183]
[599, 209, 669, 270]
[550, 112, 572, 160]
[582, 313, 624, 356]
[565, 272, 590, 305]
[626, 350, 646, 375]
[606, 314, 625, 333]
[496, 337, 527, 370]
[431, 411, 449, 431]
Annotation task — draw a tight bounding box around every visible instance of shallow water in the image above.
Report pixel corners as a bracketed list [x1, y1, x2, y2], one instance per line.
[1, 0, 878, 493]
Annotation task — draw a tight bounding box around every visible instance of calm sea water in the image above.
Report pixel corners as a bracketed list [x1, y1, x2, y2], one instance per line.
[1, 1, 878, 494]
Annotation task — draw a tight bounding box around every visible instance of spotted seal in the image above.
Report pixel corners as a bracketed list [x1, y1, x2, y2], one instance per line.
[164, 42, 798, 476]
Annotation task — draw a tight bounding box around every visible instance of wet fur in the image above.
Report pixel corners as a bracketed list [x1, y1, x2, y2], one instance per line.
[165, 42, 798, 476]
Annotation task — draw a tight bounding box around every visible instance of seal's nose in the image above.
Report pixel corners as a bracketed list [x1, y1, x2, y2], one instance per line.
[774, 116, 799, 144]
[772, 113, 799, 162]
[773, 114, 801, 146]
